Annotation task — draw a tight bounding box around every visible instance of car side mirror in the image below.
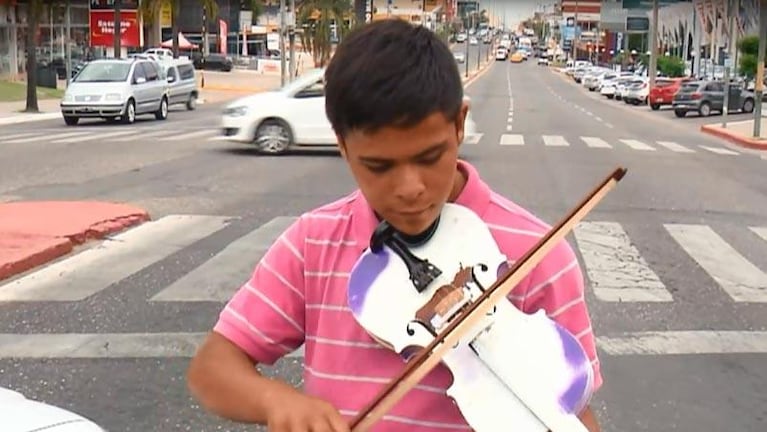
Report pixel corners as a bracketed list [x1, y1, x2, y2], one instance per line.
[167, 75, 175, 83]
[136, 77, 146, 84]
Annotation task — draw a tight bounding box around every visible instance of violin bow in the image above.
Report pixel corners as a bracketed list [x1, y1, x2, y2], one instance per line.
[349, 166, 627, 432]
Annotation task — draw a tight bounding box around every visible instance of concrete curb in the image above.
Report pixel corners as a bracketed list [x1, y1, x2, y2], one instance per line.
[0, 201, 150, 281]
[700, 124, 767, 151]
[0, 112, 61, 125]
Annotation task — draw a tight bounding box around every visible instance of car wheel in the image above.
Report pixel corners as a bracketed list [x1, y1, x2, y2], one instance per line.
[63, 116, 79, 126]
[121, 99, 136, 124]
[650, 103, 660, 110]
[155, 97, 168, 120]
[186, 93, 197, 110]
[742, 98, 754, 113]
[674, 109, 686, 117]
[254, 119, 293, 154]
[698, 101, 711, 117]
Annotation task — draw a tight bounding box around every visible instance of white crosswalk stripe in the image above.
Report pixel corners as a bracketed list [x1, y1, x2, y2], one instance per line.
[500, 134, 524, 145]
[0, 127, 219, 145]
[699, 145, 740, 155]
[664, 224, 767, 302]
[483, 134, 743, 156]
[574, 222, 673, 302]
[581, 137, 612, 148]
[542, 135, 569, 146]
[150, 216, 297, 302]
[655, 141, 694, 153]
[619, 139, 656, 151]
[1, 216, 766, 307]
[1, 216, 767, 359]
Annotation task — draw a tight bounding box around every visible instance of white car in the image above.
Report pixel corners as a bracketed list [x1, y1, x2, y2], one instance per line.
[218, 68, 482, 154]
[1, 386, 106, 431]
[536, 56, 549, 66]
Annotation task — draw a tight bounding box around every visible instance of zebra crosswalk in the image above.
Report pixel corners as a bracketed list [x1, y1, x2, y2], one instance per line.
[2, 214, 767, 305]
[0, 127, 220, 145]
[470, 133, 745, 155]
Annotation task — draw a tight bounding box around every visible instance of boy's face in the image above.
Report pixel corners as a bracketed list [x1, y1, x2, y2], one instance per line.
[339, 102, 469, 236]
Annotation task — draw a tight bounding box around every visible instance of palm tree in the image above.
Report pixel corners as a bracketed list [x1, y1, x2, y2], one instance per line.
[138, 0, 225, 57]
[297, 0, 351, 67]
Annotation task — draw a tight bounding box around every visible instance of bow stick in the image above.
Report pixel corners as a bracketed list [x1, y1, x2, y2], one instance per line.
[349, 166, 627, 431]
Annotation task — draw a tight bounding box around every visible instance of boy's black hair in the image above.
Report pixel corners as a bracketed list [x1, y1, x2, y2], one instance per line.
[324, 19, 464, 140]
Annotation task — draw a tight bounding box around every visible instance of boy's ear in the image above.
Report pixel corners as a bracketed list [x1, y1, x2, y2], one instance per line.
[455, 100, 470, 146]
[337, 135, 348, 160]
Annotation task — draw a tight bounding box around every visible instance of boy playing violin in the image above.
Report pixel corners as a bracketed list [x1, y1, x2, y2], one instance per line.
[187, 19, 602, 432]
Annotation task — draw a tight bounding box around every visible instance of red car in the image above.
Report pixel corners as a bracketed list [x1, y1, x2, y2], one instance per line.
[649, 77, 692, 110]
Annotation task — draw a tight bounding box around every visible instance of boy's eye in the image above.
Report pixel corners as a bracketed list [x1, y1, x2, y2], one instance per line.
[365, 163, 391, 173]
[417, 151, 443, 165]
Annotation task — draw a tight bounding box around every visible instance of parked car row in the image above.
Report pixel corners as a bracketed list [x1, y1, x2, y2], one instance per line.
[563, 63, 757, 118]
[59, 55, 200, 126]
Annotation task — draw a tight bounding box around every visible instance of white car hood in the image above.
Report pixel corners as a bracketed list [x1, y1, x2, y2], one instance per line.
[226, 91, 284, 108]
[0, 387, 105, 431]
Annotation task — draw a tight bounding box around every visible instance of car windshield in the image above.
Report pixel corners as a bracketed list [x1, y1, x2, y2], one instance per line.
[74, 62, 131, 82]
[278, 69, 324, 94]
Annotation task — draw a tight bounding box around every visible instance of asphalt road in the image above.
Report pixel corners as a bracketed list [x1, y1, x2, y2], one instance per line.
[1, 51, 766, 432]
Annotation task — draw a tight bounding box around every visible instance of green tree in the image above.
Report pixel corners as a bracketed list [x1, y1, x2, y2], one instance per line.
[738, 35, 764, 79]
[298, 0, 351, 67]
[657, 56, 685, 77]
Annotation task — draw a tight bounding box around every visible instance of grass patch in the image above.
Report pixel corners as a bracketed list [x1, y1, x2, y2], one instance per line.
[0, 80, 65, 102]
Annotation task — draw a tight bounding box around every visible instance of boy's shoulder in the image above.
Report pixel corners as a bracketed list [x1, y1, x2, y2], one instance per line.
[481, 190, 552, 241]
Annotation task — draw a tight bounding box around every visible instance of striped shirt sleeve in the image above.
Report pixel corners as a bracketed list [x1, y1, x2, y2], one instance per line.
[213, 217, 307, 365]
[519, 238, 603, 394]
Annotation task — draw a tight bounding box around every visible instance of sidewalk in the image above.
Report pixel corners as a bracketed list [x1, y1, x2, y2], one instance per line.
[0, 201, 149, 282]
[0, 71, 287, 125]
[700, 117, 767, 150]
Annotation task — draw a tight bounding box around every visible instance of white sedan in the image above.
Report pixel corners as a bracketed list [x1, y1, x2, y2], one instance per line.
[217, 68, 482, 154]
[1, 386, 106, 431]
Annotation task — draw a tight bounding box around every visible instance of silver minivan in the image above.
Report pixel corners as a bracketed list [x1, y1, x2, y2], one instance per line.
[60, 58, 169, 125]
[161, 59, 199, 110]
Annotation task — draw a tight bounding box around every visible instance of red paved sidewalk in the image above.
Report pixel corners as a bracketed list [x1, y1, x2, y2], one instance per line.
[700, 118, 767, 151]
[0, 201, 149, 282]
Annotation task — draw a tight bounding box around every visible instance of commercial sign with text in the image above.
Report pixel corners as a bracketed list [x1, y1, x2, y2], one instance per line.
[89, 10, 141, 47]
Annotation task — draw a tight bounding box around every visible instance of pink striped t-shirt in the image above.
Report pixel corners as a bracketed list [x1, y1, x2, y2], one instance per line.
[213, 160, 603, 431]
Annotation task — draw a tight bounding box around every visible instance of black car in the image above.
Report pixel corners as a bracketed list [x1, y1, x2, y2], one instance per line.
[193, 53, 233, 72]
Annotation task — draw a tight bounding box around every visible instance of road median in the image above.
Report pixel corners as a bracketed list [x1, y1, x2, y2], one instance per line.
[0, 201, 150, 282]
[700, 119, 767, 151]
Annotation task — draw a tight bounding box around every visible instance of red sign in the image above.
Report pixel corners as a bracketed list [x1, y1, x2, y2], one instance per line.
[89, 10, 141, 47]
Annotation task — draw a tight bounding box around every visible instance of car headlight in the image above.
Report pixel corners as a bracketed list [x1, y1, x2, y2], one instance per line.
[104, 93, 122, 101]
[223, 106, 248, 116]
[62, 93, 73, 102]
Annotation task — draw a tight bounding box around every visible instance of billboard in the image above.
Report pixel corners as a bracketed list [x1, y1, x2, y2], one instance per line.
[89, 9, 141, 47]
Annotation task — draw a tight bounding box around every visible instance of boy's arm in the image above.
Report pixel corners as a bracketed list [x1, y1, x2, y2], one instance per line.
[187, 216, 329, 425]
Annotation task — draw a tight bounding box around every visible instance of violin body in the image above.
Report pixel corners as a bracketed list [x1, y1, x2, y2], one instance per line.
[347, 203, 594, 431]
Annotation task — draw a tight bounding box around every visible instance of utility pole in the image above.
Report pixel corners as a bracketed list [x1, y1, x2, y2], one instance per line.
[288, 0, 296, 81]
[754, 0, 767, 138]
[280, 0, 287, 86]
[722, 0, 736, 128]
[65, 0, 71, 84]
[465, 12, 470, 78]
[648, 0, 658, 90]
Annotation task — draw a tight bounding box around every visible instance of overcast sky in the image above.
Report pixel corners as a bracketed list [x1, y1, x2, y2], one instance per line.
[477, 0, 549, 28]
